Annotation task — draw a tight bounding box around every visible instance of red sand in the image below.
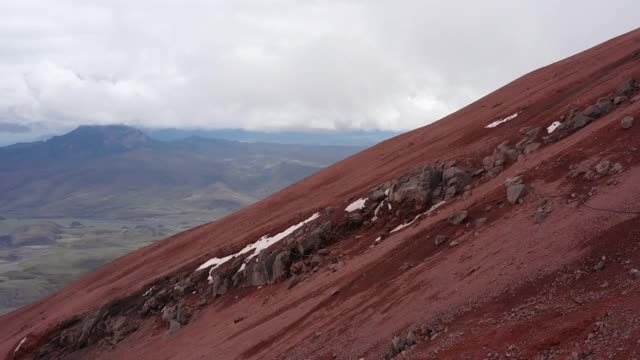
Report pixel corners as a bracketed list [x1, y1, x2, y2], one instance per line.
[2, 29, 640, 360]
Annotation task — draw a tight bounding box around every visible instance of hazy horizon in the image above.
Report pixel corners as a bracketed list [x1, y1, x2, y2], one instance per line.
[1, 1, 639, 144]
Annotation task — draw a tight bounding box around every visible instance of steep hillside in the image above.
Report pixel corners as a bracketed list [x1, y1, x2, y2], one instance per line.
[2, 29, 640, 359]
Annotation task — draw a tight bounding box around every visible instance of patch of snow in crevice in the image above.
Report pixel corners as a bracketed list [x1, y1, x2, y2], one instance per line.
[387, 203, 392, 210]
[14, 337, 27, 355]
[374, 236, 381, 243]
[391, 219, 417, 233]
[547, 121, 562, 134]
[372, 201, 386, 222]
[345, 198, 367, 212]
[427, 200, 447, 214]
[391, 201, 446, 234]
[384, 189, 390, 196]
[374, 201, 384, 216]
[197, 212, 321, 278]
[142, 286, 154, 297]
[485, 112, 519, 128]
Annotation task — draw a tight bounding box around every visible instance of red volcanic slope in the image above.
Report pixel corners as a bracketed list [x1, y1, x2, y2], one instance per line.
[3, 29, 640, 360]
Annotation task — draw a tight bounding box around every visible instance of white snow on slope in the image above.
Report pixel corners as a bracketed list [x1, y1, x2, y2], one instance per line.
[372, 201, 386, 222]
[547, 121, 562, 134]
[391, 201, 446, 233]
[196, 212, 321, 273]
[345, 198, 367, 212]
[485, 112, 519, 128]
[14, 337, 27, 355]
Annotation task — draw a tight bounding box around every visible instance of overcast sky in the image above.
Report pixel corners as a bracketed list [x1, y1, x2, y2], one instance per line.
[0, 0, 639, 144]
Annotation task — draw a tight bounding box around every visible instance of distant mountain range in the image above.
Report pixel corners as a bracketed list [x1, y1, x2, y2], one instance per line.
[141, 127, 399, 146]
[0, 125, 362, 221]
[0, 126, 399, 147]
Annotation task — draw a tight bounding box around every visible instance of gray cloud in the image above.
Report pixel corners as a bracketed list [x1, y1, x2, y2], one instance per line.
[0, 121, 29, 133]
[0, 0, 638, 137]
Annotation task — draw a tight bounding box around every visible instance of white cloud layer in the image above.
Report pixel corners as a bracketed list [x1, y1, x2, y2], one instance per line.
[0, 0, 639, 135]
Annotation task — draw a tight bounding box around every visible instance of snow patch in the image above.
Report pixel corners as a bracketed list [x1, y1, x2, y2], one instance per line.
[391, 201, 446, 233]
[14, 337, 27, 355]
[391, 219, 416, 233]
[345, 198, 367, 212]
[142, 286, 155, 297]
[485, 112, 519, 128]
[374, 236, 382, 243]
[197, 212, 321, 278]
[547, 121, 562, 134]
[372, 201, 386, 222]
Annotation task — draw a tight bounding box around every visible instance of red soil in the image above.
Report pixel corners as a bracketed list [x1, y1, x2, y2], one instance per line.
[3, 29, 640, 360]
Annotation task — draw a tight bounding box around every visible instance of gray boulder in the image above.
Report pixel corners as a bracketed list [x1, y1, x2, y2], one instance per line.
[594, 160, 611, 175]
[572, 114, 594, 129]
[165, 320, 181, 337]
[245, 259, 269, 287]
[621, 116, 635, 129]
[270, 251, 291, 283]
[506, 184, 528, 204]
[613, 96, 627, 105]
[296, 229, 324, 255]
[434, 235, 448, 246]
[583, 98, 612, 119]
[616, 78, 637, 96]
[211, 273, 228, 296]
[523, 142, 541, 155]
[406, 330, 417, 346]
[447, 211, 468, 225]
[418, 167, 443, 189]
[391, 336, 404, 353]
[391, 179, 432, 205]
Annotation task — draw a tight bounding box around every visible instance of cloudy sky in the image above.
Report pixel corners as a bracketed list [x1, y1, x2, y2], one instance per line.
[0, 0, 639, 144]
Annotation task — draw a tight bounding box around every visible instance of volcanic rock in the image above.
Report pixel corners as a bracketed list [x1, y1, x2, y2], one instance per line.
[616, 78, 637, 96]
[573, 114, 594, 129]
[296, 229, 324, 255]
[595, 160, 611, 175]
[164, 320, 181, 337]
[271, 251, 291, 283]
[593, 260, 605, 272]
[609, 162, 623, 175]
[391, 336, 404, 354]
[613, 96, 627, 105]
[447, 211, 468, 225]
[434, 235, 448, 246]
[506, 184, 528, 204]
[523, 142, 541, 155]
[406, 330, 417, 346]
[621, 116, 635, 129]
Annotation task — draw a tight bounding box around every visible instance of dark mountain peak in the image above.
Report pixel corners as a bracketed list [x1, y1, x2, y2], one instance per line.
[59, 125, 152, 150]
[0, 125, 155, 169]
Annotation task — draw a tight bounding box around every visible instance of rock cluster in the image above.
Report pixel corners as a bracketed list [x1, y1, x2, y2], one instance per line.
[385, 330, 417, 359]
[544, 79, 639, 143]
[569, 159, 623, 181]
